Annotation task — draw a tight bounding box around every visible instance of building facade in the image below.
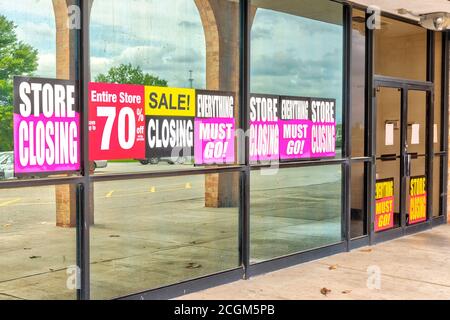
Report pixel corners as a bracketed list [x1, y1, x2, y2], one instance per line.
[0, 0, 448, 300]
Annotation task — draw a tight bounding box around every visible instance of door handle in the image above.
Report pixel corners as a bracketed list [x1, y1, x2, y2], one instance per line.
[405, 154, 412, 177]
[379, 154, 397, 161]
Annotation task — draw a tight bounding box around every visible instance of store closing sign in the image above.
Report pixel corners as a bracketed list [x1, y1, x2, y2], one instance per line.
[195, 90, 235, 165]
[250, 94, 337, 163]
[89, 83, 146, 161]
[250, 94, 280, 162]
[279, 96, 311, 160]
[145, 86, 195, 159]
[310, 98, 336, 158]
[13, 77, 80, 175]
[409, 176, 427, 225]
[375, 178, 395, 232]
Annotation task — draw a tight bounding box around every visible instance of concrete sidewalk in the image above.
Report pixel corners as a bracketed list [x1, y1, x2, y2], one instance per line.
[180, 224, 450, 300]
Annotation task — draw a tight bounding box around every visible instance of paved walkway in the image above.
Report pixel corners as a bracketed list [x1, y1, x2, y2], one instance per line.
[180, 224, 450, 300]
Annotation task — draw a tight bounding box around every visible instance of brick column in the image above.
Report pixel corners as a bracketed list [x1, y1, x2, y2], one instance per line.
[53, 0, 77, 228]
[195, 0, 256, 208]
[53, 0, 94, 227]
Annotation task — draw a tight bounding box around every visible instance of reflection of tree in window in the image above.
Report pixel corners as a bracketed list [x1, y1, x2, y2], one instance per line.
[0, 15, 39, 152]
[95, 63, 168, 87]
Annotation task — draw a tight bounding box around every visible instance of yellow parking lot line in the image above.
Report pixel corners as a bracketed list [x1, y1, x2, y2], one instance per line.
[106, 191, 115, 198]
[0, 198, 21, 207]
[106, 183, 195, 199]
[12, 202, 53, 207]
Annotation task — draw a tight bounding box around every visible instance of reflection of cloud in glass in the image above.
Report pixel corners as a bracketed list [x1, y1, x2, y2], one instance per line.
[251, 9, 343, 123]
[178, 20, 201, 29]
[90, 0, 206, 89]
[0, 0, 56, 77]
[251, 26, 272, 40]
[0, 0, 343, 112]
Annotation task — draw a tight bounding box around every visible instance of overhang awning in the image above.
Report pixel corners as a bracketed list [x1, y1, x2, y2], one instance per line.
[350, 0, 450, 21]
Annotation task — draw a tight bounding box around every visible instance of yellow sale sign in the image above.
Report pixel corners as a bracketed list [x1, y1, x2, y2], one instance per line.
[145, 86, 196, 117]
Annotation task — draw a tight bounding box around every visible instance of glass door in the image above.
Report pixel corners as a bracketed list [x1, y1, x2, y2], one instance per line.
[375, 86, 402, 232]
[405, 90, 428, 226]
[374, 81, 432, 238]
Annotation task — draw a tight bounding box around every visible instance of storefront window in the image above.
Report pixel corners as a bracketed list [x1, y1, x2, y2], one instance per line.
[0, 0, 79, 300]
[88, 0, 242, 298]
[0, 0, 68, 181]
[90, 173, 239, 299]
[350, 10, 367, 239]
[89, 0, 241, 174]
[0, 185, 77, 300]
[351, 9, 366, 157]
[249, 0, 344, 261]
[250, 166, 342, 262]
[250, 0, 343, 157]
[90, 0, 206, 89]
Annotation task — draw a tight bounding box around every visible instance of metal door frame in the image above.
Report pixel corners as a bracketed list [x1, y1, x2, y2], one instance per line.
[371, 76, 434, 244]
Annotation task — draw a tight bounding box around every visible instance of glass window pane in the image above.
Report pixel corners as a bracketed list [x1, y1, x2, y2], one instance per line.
[351, 9, 366, 157]
[0, 185, 76, 300]
[375, 17, 427, 81]
[407, 90, 427, 155]
[90, 173, 240, 299]
[89, 0, 241, 175]
[250, 0, 343, 159]
[376, 87, 402, 157]
[250, 166, 342, 263]
[0, 0, 81, 181]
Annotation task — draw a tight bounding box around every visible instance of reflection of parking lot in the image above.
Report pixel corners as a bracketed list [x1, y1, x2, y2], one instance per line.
[0, 156, 194, 181]
[94, 160, 194, 175]
[0, 163, 342, 240]
[0, 162, 342, 299]
[0, 162, 342, 212]
[1, 147, 343, 179]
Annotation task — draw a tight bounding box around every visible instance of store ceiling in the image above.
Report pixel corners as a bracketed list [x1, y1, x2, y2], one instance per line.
[252, 0, 343, 24]
[350, 0, 450, 21]
[248, 0, 450, 27]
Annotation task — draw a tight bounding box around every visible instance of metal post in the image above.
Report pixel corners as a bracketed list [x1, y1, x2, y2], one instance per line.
[239, 0, 250, 279]
[365, 11, 376, 245]
[79, 0, 91, 300]
[426, 31, 435, 223]
[343, 3, 352, 250]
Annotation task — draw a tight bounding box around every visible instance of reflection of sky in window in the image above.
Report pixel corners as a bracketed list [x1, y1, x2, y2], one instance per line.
[0, 0, 343, 122]
[0, 0, 56, 78]
[90, 0, 206, 89]
[352, 24, 366, 129]
[251, 9, 343, 123]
